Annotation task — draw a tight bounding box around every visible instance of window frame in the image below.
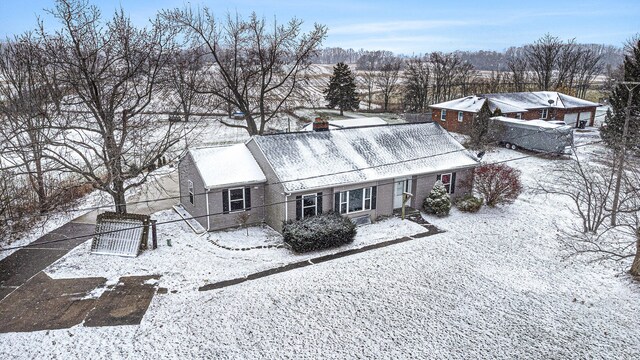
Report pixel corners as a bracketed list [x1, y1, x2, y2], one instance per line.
[188, 180, 194, 205]
[440, 109, 447, 121]
[339, 187, 373, 214]
[227, 187, 246, 213]
[541, 108, 548, 119]
[301, 193, 318, 219]
[440, 173, 453, 194]
[457, 111, 464, 122]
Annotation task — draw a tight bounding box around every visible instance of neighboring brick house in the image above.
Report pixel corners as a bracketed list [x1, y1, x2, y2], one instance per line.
[178, 122, 479, 233]
[429, 91, 599, 134]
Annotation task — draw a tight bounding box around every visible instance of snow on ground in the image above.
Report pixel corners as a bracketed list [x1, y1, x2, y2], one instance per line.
[45, 213, 427, 291]
[3, 128, 640, 359]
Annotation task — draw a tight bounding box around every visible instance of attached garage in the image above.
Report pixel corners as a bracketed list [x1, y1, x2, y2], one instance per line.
[579, 111, 592, 125]
[564, 113, 578, 127]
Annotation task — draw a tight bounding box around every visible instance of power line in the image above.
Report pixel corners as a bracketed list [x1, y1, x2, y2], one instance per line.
[56, 121, 568, 214]
[0, 139, 602, 252]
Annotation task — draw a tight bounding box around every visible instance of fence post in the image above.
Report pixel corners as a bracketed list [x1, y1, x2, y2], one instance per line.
[151, 220, 158, 250]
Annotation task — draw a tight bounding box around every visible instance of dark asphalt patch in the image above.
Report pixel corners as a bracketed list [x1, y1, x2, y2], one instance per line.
[84, 275, 159, 327]
[0, 272, 160, 333]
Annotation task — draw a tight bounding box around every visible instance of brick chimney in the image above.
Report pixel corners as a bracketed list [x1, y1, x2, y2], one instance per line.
[312, 117, 329, 132]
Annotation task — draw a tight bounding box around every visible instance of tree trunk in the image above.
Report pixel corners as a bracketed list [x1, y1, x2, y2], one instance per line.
[631, 229, 640, 277]
[339, 107, 343, 116]
[112, 180, 127, 214]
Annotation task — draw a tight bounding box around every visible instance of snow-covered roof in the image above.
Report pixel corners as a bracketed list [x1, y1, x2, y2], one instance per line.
[252, 123, 479, 192]
[430, 91, 599, 114]
[189, 144, 266, 189]
[491, 116, 570, 129]
[301, 117, 388, 131]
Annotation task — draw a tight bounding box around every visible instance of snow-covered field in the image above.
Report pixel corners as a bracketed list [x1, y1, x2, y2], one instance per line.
[1, 129, 639, 359]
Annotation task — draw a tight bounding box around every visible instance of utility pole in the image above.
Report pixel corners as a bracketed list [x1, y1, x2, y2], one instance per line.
[611, 81, 639, 226]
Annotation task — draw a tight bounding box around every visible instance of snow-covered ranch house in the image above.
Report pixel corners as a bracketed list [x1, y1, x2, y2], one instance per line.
[178, 122, 480, 233]
[429, 91, 599, 133]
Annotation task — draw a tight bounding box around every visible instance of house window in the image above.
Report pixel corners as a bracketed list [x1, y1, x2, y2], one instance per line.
[438, 173, 456, 194]
[337, 187, 375, 214]
[188, 180, 194, 205]
[441, 109, 447, 121]
[541, 108, 548, 119]
[228, 188, 246, 212]
[302, 194, 318, 218]
[458, 111, 464, 122]
[223, 187, 251, 214]
[515, 113, 522, 119]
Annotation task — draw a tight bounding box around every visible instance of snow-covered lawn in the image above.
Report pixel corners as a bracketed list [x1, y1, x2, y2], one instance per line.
[45, 213, 428, 291]
[2, 129, 639, 359]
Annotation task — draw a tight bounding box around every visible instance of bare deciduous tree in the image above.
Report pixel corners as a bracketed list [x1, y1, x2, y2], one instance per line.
[165, 47, 207, 122]
[38, 0, 183, 214]
[163, 8, 327, 135]
[403, 56, 430, 113]
[525, 34, 563, 91]
[537, 151, 640, 276]
[375, 61, 401, 112]
[0, 34, 60, 213]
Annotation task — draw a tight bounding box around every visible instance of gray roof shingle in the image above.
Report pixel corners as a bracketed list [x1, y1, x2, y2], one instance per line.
[252, 123, 479, 192]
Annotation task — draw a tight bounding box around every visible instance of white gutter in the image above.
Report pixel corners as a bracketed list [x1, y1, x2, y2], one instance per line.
[205, 189, 211, 231]
[284, 193, 290, 222]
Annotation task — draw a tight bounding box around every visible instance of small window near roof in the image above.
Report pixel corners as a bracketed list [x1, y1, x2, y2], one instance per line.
[515, 113, 522, 119]
[441, 109, 447, 121]
[541, 108, 548, 119]
[458, 111, 464, 122]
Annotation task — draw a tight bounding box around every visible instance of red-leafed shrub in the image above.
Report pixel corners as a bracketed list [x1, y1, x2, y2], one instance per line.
[474, 164, 522, 207]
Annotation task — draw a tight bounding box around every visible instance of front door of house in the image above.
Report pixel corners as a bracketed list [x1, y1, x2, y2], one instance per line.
[393, 178, 412, 209]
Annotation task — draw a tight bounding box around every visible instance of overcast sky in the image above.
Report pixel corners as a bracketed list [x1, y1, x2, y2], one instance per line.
[1, 0, 637, 53]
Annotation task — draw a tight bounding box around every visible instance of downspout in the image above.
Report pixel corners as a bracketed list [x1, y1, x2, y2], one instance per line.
[284, 192, 291, 223]
[205, 189, 211, 231]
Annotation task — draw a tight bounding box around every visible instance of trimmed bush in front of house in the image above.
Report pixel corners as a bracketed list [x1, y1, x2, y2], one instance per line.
[455, 194, 484, 213]
[423, 180, 451, 216]
[283, 212, 357, 253]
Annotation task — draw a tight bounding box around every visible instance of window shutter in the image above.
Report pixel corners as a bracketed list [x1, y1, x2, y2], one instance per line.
[296, 195, 302, 220]
[451, 172, 457, 194]
[222, 189, 229, 214]
[245, 187, 251, 210]
[436, 174, 441, 182]
[317, 192, 323, 215]
[371, 186, 377, 210]
[334, 192, 340, 212]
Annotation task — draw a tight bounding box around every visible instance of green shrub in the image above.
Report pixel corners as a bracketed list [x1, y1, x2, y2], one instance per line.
[423, 180, 451, 216]
[283, 212, 357, 253]
[455, 194, 483, 213]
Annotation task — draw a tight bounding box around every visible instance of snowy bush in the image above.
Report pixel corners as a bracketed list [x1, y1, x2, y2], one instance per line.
[282, 212, 356, 253]
[455, 194, 483, 213]
[474, 164, 522, 207]
[423, 181, 451, 216]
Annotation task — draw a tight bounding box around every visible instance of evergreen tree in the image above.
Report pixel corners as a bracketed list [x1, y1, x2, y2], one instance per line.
[423, 181, 451, 216]
[324, 62, 359, 116]
[601, 39, 640, 150]
[469, 101, 492, 148]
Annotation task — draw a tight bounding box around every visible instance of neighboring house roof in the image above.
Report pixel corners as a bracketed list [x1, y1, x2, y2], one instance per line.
[430, 91, 599, 114]
[189, 144, 266, 189]
[301, 117, 388, 131]
[251, 123, 479, 193]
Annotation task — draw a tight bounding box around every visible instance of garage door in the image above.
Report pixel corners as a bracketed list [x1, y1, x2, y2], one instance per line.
[564, 113, 578, 127]
[579, 111, 592, 125]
